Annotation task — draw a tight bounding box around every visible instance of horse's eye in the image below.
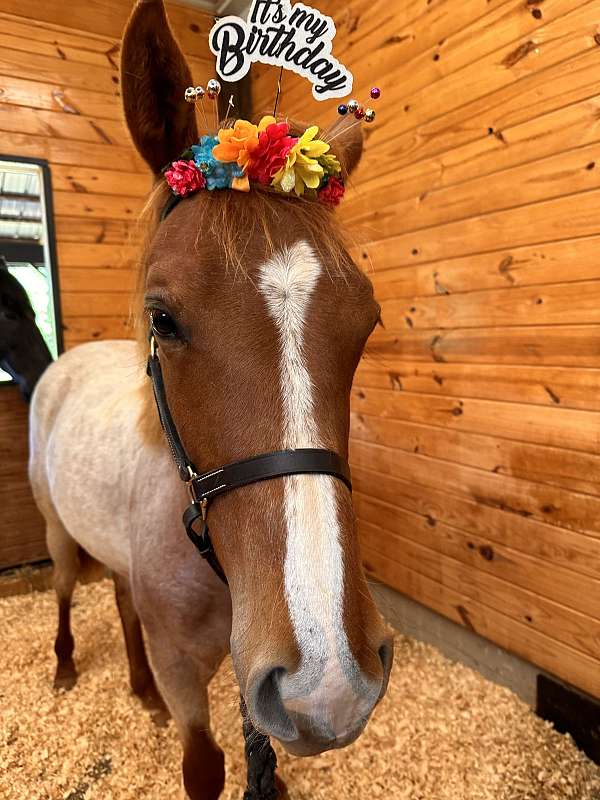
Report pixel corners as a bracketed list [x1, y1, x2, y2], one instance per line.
[150, 309, 178, 339]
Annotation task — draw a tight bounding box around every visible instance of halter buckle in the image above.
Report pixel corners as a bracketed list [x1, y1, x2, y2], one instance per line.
[186, 469, 208, 520]
[186, 467, 198, 499]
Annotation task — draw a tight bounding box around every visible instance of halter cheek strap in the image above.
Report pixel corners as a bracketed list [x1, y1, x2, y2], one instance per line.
[146, 336, 352, 585]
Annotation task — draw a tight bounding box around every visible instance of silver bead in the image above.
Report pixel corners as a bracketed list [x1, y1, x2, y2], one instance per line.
[364, 108, 376, 123]
[347, 99, 359, 113]
[206, 78, 221, 99]
[194, 86, 205, 100]
[184, 86, 197, 103]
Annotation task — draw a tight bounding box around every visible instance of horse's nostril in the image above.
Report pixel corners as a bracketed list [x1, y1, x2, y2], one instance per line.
[249, 667, 297, 742]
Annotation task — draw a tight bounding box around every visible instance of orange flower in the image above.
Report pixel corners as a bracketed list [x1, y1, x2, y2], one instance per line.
[213, 119, 258, 192]
[212, 117, 277, 192]
[212, 119, 257, 171]
[212, 116, 277, 167]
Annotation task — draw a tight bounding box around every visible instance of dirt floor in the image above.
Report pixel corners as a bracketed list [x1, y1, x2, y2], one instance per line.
[1, 580, 599, 800]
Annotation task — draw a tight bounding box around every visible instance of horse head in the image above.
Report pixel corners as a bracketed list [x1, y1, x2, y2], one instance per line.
[122, 0, 393, 758]
[0, 257, 53, 401]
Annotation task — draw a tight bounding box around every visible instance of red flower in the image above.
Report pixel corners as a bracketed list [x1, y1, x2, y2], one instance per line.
[318, 176, 345, 206]
[165, 160, 205, 196]
[247, 122, 297, 185]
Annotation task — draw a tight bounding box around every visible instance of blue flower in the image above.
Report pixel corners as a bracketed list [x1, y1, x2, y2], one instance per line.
[191, 135, 244, 191]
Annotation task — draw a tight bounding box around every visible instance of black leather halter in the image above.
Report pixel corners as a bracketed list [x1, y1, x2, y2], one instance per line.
[146, 336, 352, 584]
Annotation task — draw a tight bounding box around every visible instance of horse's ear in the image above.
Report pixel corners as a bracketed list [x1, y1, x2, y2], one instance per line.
[325, 115, 363, 177]
[121, 0, 198, 176]
[0, 256, 8, 271]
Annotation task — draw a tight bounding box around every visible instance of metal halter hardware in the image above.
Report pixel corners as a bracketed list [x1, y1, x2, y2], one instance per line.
[146, 335, 353, 585]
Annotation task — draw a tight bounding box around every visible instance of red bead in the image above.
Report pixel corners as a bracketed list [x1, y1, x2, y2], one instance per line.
[370, 87, 381, 100]
[355, 106, 366, 120]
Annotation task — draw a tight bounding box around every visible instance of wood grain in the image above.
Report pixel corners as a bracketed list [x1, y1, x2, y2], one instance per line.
[56, 242, 138, 268]
[0, 387, 46, 568]
[352, 469, 600, 579]
[349, 439, 600, 535]
[0, 1, 214, 53]
[358, 516, 600, 652]
[366, 325, 600, 367]
[350, 384, 600, 455]
[365, 236, 600, 297]
[351, 411, 600, 496]
[361, 546, 600, 698]
[355, 361, 600, 412]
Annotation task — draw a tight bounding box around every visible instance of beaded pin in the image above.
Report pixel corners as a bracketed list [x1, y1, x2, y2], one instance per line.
[327, 87, 381, 145]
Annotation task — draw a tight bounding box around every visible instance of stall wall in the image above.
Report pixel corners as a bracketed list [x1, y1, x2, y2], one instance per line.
[0, 0, 214, 567]
[255, 0, 600, 698]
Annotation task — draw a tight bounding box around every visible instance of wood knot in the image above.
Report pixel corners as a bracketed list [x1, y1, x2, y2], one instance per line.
[478, 545, 494, 561]
[501, 40, 537, 67]
[389, 372, 402, 391]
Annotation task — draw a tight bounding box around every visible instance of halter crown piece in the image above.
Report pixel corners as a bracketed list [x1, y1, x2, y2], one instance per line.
[162, 82, 382, 208]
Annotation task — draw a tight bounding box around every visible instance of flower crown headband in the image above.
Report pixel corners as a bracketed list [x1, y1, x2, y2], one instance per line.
[162, 81, 381, 213]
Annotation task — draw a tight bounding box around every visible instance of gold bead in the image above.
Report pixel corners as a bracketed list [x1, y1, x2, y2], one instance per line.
[364, 108, 376, 123]
[184, 86, 196, 103]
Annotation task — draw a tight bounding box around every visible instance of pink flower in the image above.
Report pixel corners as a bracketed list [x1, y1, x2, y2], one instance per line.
[247, 122, 297, 185]
[164, 160, 205, 196]
[318, 176, 345, 206]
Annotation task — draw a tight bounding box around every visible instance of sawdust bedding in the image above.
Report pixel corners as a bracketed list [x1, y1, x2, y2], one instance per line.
[1, 579, 598, 800]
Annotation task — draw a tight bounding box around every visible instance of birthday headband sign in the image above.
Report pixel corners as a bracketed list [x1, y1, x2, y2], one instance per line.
[210, 0, 353, 101]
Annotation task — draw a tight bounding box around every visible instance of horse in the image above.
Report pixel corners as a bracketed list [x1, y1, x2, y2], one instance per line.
[28, 1, 394, 797]
[0, 256, 53, 401]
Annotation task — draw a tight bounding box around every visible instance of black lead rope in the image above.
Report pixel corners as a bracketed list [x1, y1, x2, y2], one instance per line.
[240, 695, 280, 800]
[146, 336, 352, 587]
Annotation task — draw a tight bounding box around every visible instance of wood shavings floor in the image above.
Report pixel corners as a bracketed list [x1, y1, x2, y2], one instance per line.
[1, 580, 598, 800]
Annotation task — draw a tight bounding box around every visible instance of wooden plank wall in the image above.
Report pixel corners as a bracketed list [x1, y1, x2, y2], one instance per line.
[254, 0, 600, 699]
[0, 0, 214, 568]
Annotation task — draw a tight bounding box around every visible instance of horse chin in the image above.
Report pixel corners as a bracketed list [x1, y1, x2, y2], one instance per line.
[276, 722, 367, 758]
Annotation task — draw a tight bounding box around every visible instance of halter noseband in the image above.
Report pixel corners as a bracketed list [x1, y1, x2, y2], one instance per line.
[146, 335, 352, 584]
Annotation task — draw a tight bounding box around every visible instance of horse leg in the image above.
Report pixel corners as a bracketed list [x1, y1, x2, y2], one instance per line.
[146, 635, 225, 800]
[46, 515, 80, 690]
[112, 572, 169, 726]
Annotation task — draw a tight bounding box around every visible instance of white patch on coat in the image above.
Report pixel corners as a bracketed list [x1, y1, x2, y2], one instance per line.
[259, 241, 361, 735]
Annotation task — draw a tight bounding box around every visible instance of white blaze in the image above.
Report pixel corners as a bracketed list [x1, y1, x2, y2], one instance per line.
[259, 241, 357, 733]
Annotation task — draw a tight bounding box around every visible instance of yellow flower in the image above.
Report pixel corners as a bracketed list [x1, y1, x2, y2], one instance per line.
[272, 126, 329, 196]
